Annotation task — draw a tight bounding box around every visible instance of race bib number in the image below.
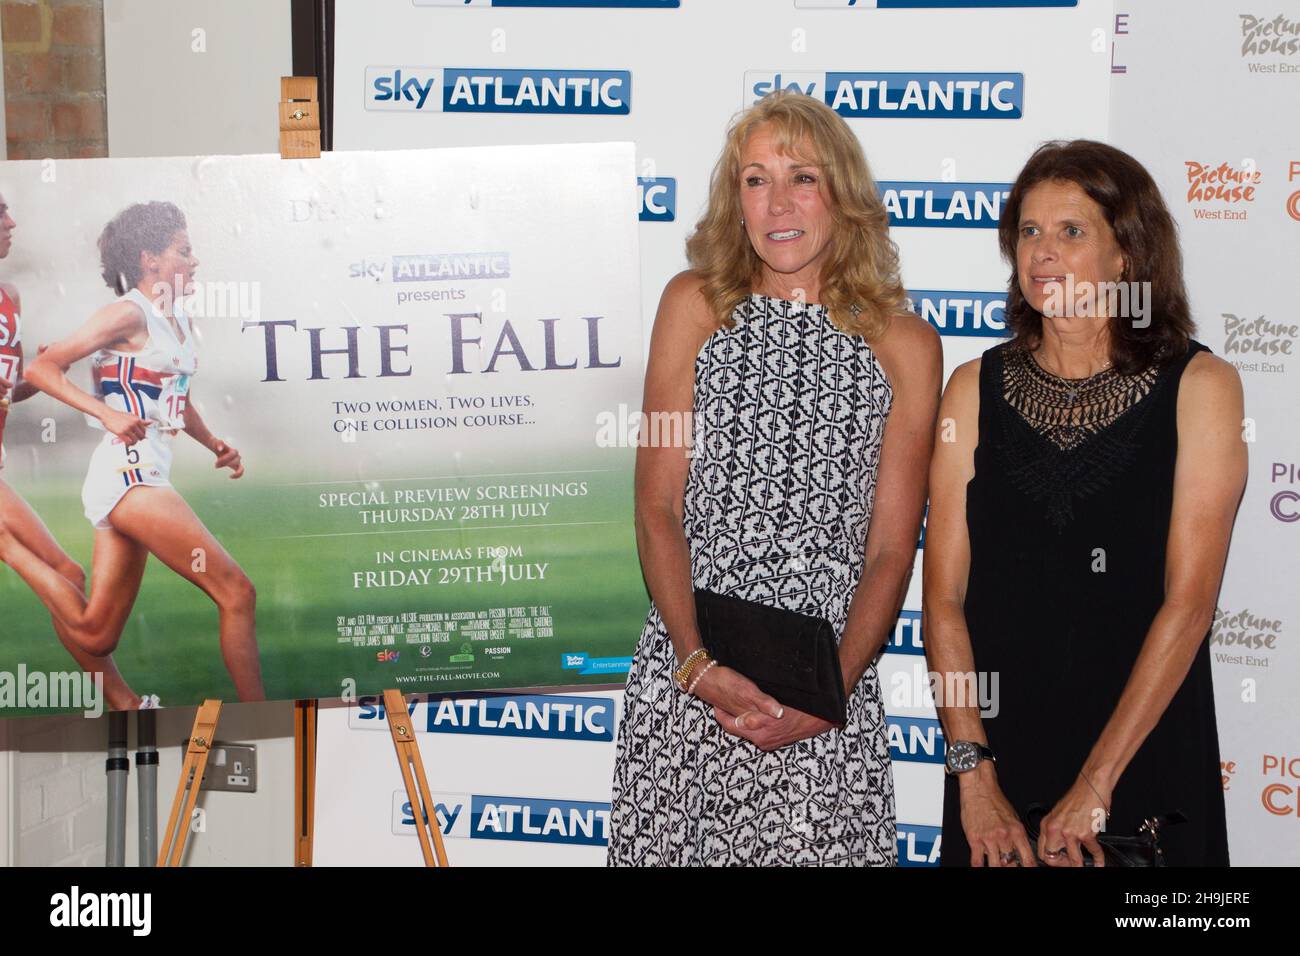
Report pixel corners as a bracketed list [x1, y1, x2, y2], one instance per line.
[119, 442, 155, 474]
[160, 373, 191, 429]
[0, 354, 18, 384]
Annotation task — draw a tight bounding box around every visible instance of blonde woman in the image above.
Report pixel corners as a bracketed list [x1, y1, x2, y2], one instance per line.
[607, 91, 941, 866]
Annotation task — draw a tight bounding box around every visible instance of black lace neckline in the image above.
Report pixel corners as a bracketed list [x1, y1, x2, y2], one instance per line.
[991, 344, 1180, 531]
[1002, 346, 1161, 452]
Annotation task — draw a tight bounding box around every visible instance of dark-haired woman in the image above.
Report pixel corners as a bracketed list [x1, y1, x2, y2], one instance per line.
[14, 201, 264, 701]
[924, 140, 1244, 866]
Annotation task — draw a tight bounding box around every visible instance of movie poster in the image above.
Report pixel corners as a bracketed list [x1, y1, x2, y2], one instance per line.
[0, 143, 645, 713]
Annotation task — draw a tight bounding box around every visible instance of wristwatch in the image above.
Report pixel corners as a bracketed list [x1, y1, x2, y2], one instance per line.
[945, 740, 996, 775]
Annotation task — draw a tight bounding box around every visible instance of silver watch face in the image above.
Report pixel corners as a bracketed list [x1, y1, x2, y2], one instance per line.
[946, 740, 981, 773]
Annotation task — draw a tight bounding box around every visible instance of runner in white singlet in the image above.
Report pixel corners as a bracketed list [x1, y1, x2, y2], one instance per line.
[0, 192, 148, 710]
[12, 201, 263, 702]
[81, 286, 198, 529]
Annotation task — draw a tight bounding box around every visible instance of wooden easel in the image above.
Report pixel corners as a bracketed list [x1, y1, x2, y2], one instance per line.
[383, 689, 449, 866]
[158, 699, 221, 867]
[294, 699, 317, 866]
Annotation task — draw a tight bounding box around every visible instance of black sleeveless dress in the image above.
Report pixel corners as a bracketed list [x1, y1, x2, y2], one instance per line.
[939, 339, 1229, 867]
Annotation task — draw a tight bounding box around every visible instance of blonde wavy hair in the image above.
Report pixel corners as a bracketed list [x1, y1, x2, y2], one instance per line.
[686, 90, 906, 341]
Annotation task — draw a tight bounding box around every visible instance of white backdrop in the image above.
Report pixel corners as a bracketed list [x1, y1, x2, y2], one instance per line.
[1109, 0, 1300, 866]
[314, 0, 1118, 866]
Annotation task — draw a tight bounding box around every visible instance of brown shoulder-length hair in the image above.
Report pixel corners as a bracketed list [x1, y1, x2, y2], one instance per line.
[685, 90, 906, 341]
[999, 140, 1193, 374]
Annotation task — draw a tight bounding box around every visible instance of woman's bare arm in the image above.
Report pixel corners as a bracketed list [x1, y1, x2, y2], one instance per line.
[838, 312, 942, 691]
[923, 356, 1038, 866]
[24, 299, 151, 443]
[633, 271, 717, 666]
[1080, 353, 1247, 794]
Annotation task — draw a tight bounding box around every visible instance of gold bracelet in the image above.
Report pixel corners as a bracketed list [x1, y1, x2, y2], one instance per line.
[687, 659, 718, 696]
[673, 647, 710, 692]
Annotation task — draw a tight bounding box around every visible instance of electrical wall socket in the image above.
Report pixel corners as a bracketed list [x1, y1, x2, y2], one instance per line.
[195, 742, 257, 793]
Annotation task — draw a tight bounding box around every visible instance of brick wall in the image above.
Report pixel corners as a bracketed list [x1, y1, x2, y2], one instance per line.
[10, 715, 107, 866]
[2, 0, 107, 160]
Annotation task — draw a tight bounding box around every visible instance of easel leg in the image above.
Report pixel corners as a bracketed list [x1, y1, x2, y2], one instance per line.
[294, 699, 317, 867]
[158, 699, 222, 868]
[383, 689, 449, 867]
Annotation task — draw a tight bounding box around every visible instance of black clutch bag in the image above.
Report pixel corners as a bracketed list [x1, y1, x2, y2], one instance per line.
[693, 588, 847, 727]
[1023, 803, 1187, 867]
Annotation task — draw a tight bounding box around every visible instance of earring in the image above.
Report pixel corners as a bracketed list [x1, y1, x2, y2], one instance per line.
[740, 217, 745, 225]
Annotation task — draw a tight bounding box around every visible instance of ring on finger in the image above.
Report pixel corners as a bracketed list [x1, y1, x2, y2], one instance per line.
[999, 851, 1017, 865]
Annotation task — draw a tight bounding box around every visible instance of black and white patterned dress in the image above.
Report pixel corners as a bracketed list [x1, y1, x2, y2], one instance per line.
[607, 293, 896, 866]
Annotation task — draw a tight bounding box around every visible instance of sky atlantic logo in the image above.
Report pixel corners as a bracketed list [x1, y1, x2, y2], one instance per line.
[393, 790, 609, 845]
[366, 66, 630, 114]
[884, 609, 923, 655]
[897, 822, 941, 868]
[879, 182, 1011, 228]
[745, 71, 1022, 118]
[638, 177, 676, 221]
[906, 289, 1007, 336]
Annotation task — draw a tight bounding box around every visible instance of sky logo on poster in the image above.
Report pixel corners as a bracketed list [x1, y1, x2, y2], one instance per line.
[879, 182, 1011, 228]
[367, 67, 439, 111]
[639, 177, 676, 221]
[392, 252, 510, 283]
[884, 609, 924, 655]
[888, 715, 945, 764]
[348, 257, 387, 281]
[897, 823, 942, 868]
[394, 791, 609, 846]
[907, 290, 1008, 336]
[745, 71, 1022, 118]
